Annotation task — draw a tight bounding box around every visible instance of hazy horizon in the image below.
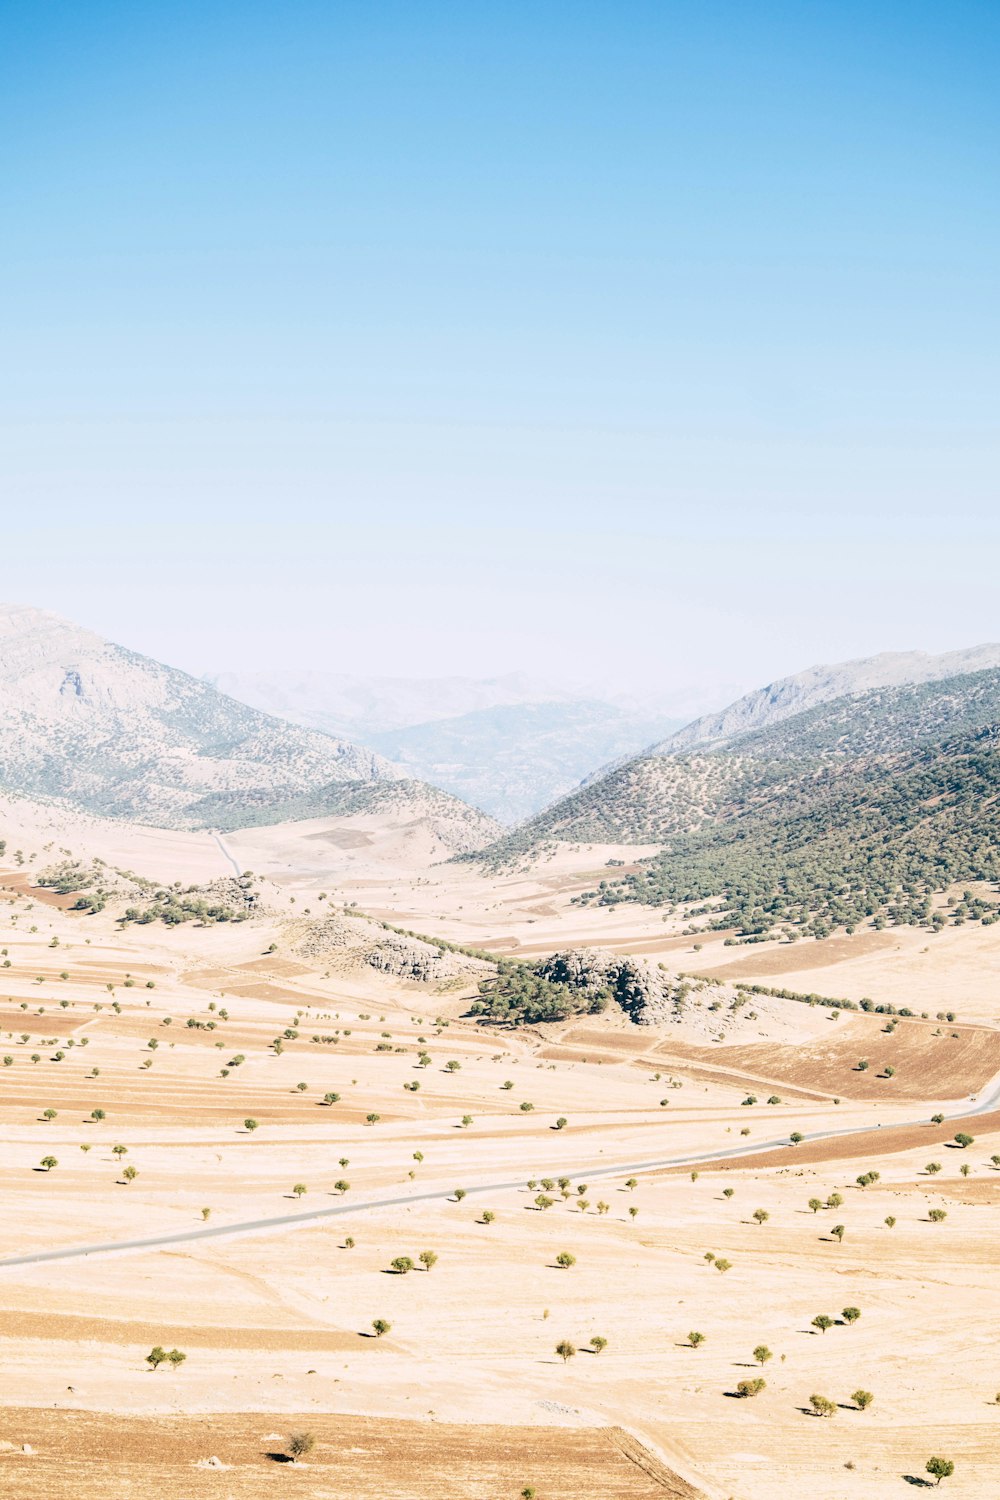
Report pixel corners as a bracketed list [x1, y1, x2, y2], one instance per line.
[3, 3, 997, 703]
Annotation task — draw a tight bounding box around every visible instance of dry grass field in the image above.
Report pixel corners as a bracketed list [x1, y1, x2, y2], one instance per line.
[1, 823, 999, 1499]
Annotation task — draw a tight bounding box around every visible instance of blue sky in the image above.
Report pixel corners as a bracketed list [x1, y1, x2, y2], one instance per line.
[1, 1, 997, 709]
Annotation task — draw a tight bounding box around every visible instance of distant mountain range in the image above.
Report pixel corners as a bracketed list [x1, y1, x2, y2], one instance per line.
[206, 668, 685, 822]
[474, 645, 1000, 937]
[0, 605, 500, 848]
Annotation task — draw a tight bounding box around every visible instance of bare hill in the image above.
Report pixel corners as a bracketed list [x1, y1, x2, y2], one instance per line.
[0, 605, 498, 846]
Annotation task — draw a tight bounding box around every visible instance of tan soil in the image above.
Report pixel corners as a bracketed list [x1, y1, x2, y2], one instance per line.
[0, 1409, 698, 1499]
[0, 814, 999, 1500]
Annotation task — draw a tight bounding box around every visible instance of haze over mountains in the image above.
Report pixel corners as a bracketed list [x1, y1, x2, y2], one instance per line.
[4, 601, 1000, 933]
[207, 668, 686, 821]
[0, 604, 499, 848]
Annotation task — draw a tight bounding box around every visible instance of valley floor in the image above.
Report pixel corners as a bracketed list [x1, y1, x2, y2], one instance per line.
[1, 843, 999, 1498]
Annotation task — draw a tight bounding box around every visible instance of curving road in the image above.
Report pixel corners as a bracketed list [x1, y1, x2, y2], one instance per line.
[2, 1074, 998, 1272]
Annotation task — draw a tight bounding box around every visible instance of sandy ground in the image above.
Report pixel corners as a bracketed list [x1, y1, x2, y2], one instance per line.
[1, 808, 999, 1498]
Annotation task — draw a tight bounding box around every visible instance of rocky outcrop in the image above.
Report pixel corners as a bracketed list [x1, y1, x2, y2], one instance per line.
[294, 913, 492, 987]
[536, 948, 745, 1031]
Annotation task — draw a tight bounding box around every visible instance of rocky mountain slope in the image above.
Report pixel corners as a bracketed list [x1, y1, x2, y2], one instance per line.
[650, 643, 1000, 755]
[207, 667, 682, 821]
[0, 605, 498, 846]
[475, 658, 1000, 938]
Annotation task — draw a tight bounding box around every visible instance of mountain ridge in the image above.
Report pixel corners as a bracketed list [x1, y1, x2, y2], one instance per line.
[0, 604, 500, 847]
[206, 664, 685, 821]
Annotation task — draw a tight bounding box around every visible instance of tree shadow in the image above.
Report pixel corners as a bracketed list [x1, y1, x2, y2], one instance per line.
[265, 1452, 294, 1464]
[902, 1478, 933, 1488]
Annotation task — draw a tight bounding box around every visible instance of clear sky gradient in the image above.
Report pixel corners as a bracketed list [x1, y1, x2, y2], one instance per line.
[2, 1, 997, 710]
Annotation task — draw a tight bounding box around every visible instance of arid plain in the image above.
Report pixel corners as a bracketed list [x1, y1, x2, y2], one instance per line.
[0, 804, 998, 1499]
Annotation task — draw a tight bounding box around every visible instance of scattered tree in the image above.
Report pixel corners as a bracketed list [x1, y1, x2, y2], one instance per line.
[287, 1432, 315, 1462]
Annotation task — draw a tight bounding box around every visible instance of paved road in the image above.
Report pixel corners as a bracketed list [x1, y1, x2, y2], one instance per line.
[3, 1074, 998, 1271]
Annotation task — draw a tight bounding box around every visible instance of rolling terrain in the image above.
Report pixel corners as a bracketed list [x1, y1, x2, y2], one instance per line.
[0, 803, 998, 1499]
[0, 641, 998, 1499]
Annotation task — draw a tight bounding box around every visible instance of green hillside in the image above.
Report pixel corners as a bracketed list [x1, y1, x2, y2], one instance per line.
[576, 726, 1000, 936]
[475, 667, 1000, 936]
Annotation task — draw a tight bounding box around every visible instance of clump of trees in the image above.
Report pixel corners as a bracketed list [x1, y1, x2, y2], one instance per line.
[146, 1346, 187, 1370]
[470, 960, 610, 1026]
[736, 1378, 766, 1398]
